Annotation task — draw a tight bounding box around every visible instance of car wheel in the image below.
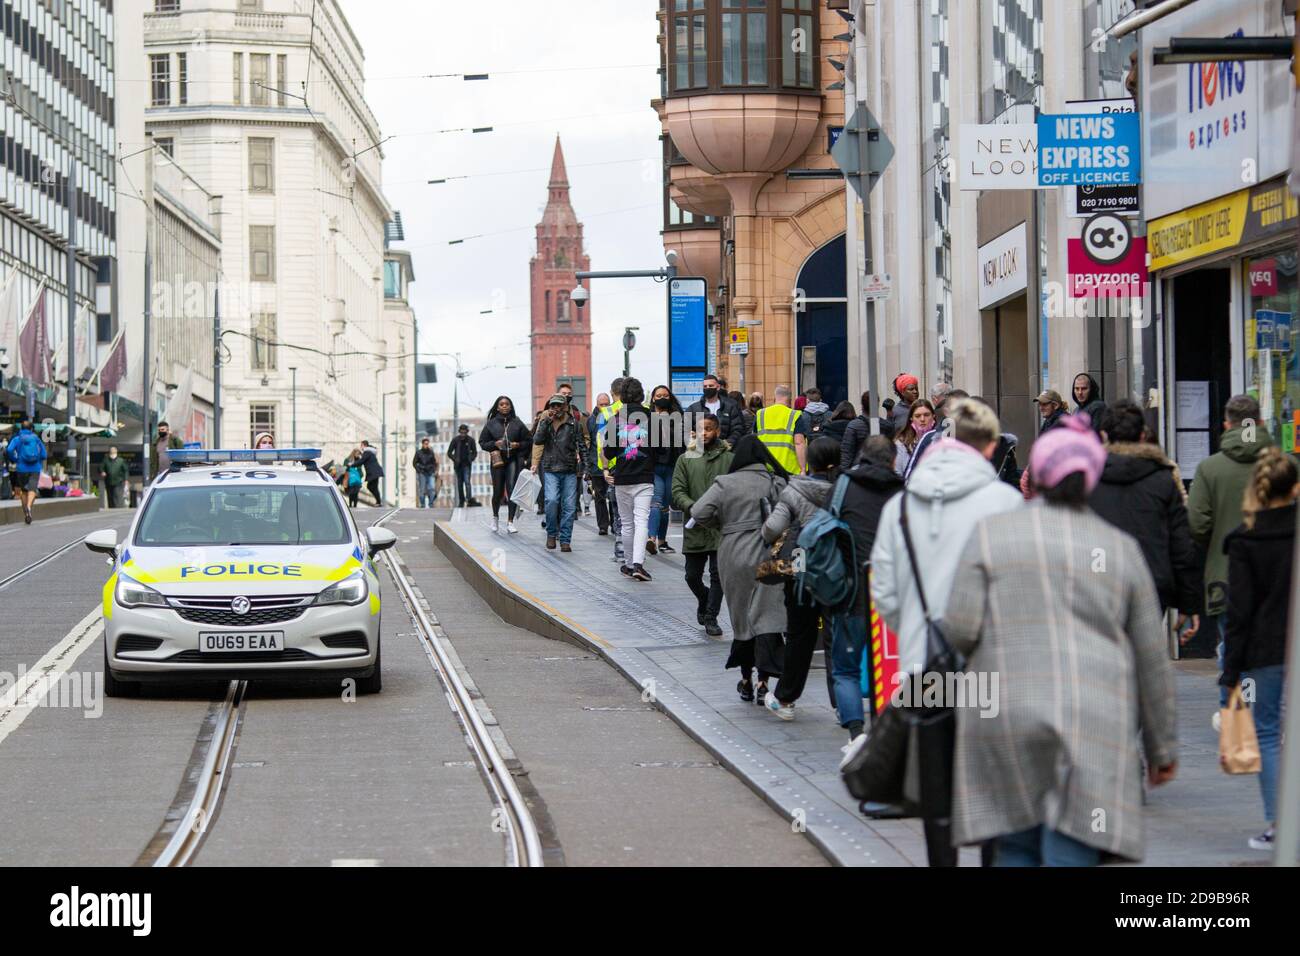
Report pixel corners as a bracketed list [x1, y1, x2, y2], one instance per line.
[356, 640, 382, 695]
[103, 639, 140, 698]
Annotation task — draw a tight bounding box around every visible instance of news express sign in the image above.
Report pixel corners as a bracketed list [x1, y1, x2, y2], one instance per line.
[1038, 111, 1141, 187]
[1065, 98, 1140, 217]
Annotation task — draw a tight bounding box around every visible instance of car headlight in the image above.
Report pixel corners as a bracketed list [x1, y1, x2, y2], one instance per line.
[115, 575, 168, 609]
[314, 571, 368, 606]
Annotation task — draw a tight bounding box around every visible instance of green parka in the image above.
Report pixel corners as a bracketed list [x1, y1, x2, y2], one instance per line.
[671, 439, 733, 553]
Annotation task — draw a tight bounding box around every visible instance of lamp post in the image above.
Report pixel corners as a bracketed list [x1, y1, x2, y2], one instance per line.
[289, 366, 297, 446]
[380, 387, 402, 506]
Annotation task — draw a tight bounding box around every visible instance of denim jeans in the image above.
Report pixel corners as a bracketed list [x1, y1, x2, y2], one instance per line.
[1244, 664, 1285, 823]
[992, 826, 1101, 867]
[455, 464, 472, 506]
[830, 612, 868, 728]
[543, 471, 578, 543]
[1214, 615, 1229, 707]
[416, 473, 436, 508]
[647, 462, 673, 541]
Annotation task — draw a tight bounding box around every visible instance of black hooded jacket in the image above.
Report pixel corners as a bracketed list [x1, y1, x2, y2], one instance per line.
[1073, 373, 1106, 432]
[479, 398, 531, 464]
[1221, 502, 1295, 685]
[1088, 441, 1201, 614]
[839, 461, 905, 580]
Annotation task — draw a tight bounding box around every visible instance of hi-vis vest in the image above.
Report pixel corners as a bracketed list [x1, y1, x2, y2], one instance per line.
[755, 403, 801, 473]
[595, 400, 624, 470]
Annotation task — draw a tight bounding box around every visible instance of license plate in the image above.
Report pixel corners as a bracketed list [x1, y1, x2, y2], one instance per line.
[199, 632, 284, 653]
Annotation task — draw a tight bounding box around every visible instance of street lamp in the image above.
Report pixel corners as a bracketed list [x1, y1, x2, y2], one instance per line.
[380, 386, 403, 506]
[289, 366, 297, 447]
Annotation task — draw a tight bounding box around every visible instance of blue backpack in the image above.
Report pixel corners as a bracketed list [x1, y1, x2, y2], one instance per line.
[794, 474, 857, 613]
[14, 431, 44, 468]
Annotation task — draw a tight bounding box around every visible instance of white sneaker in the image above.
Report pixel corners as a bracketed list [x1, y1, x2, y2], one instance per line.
[1248, 828, 1275, 851]
[506, 520, 519, 534]
[490, 517, 500, 533]
[1212, 710, 1222, 733]
[766, 694, 795, 721]
[838, 731, 870, 771]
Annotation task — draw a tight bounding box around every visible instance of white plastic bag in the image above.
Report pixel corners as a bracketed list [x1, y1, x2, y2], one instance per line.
[510, 468, 540, 511]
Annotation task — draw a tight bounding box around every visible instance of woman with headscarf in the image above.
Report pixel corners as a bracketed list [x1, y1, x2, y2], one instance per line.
[891, 373, 920, 436]
[645, 384, 685, 555]
[688, 435, 788, 704]
[479, 395, 531, 533]
[942, 415, 1177, 866]
[1072, 372, 1106, 432]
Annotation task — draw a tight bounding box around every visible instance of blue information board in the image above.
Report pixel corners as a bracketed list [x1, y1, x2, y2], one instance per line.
[1038, 112, 1140, 187]
[1256, 310, 1293, 351]
[669, 278, 708, 370]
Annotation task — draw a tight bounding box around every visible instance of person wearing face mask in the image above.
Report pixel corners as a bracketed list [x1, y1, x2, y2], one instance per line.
[153, 421, 184, 479]
[685, 374, 744, 443]
[645, 385, 686, 555]
[587, 392, 613, 533]
[98, 446, 129, 509]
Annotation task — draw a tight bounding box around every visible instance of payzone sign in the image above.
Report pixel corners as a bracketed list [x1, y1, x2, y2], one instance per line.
[1038, 113, 1141, 186]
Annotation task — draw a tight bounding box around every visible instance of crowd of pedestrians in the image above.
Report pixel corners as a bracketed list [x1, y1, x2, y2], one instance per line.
[459, 370, 1293, 864]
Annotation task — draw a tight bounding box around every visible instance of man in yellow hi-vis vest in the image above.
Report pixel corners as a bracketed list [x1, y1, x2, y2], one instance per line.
[595, 377, 626, 558]
[754, 384, 808, 474]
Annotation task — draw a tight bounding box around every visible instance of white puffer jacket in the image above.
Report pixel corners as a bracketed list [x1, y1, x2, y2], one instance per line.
[870, 438, 1023, 673]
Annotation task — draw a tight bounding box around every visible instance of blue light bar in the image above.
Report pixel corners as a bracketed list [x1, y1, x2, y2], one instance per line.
[168, 448, 323, 464]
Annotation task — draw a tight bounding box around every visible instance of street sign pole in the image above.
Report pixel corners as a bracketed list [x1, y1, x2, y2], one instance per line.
[833, 102, 893, 438]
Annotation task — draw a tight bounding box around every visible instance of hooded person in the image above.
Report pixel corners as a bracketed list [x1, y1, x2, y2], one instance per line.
[1071, 373, 1106, 432]
[688, 435, 789, 704]
[801, 387, 831, 436]
[940, 414, 1177, 866]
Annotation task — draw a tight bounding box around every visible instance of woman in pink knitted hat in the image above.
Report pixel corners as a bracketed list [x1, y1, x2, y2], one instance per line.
[940, 414, 1178, 866]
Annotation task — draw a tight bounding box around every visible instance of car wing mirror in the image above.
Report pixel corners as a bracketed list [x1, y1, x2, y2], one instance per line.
[84, 529, 118, 555]
[365, 526, 397, 556]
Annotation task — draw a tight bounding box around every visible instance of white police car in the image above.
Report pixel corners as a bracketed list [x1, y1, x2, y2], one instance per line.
[84, 449, 396, 696]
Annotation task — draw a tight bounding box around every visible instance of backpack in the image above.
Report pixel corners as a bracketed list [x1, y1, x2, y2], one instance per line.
[15, 431, 44, 467]
[794, 474, 857, 613]
[806, 411, 827, 434]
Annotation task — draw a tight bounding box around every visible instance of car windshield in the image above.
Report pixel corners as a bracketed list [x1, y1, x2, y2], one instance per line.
[135, 486, 350, 546]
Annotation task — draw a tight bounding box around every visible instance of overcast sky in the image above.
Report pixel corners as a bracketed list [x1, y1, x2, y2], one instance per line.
[338, 0, 667, 422]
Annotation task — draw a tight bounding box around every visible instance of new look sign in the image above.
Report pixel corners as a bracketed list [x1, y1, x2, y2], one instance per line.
[1038, 113, 1141, 186]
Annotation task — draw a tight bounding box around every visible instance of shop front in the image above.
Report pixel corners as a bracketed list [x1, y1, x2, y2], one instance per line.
[1148, 176, 1298, 479]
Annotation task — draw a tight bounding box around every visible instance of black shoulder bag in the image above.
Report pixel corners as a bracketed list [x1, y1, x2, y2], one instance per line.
[840, 492, 966, 815]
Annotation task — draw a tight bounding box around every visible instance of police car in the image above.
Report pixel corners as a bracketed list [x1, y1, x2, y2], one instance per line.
[84, 449, 396, 697]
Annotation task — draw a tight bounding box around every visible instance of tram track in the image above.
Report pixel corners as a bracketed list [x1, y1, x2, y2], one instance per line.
[132, 508, 542, 867]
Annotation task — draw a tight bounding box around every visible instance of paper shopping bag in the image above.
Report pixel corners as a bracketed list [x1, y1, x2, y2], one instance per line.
[1219, 685, 1261, 775]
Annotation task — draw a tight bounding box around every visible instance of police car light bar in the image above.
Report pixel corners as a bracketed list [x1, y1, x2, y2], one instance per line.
[168, 448, 323, 465]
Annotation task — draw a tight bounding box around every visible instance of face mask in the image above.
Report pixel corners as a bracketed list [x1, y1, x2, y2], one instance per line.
[702, 387, 718, 399]
[654, 398, 672, 410]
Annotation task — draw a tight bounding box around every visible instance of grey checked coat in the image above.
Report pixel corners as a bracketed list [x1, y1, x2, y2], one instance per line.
[690, 464, 787, 640]
[940, 503, 1177, 862]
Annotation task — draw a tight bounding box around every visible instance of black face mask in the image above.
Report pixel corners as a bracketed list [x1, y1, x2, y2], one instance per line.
[702, 387, 718, 399]
[653, 398, 672, 410]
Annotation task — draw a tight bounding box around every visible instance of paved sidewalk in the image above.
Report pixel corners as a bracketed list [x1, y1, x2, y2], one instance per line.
[435, 506, 1273, 867]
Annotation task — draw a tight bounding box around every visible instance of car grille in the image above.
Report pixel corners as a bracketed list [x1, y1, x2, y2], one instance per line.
[320, 632, 368, 650]
[167, 649, 321, 663]
[169, 593, 314, 628]
[175, 606, 306, 627]
[116, 635, 164, 654]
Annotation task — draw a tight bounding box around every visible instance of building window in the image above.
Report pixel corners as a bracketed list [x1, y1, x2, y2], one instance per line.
[249, 137, 274, 193]
[384, 259, 401, 298]
[239, 0, 264, 9]
[721, 0, 767, 86]
[249, 403, 277, 448]
[155, 137, 175, 158]
[251, 313, 277, 371]
[672, 0, 708, 90]
[155, 1, 180, 12]
[277, 54, 288, 106]
[781, 0, 814, 89]
[233, 53, 243, 105]
[250, 225, 276, 281]
[150, 54, 171, 106]
[250, 54, 270, 106]
[176, 52, 188, 105]
[556, 292, 570, 323]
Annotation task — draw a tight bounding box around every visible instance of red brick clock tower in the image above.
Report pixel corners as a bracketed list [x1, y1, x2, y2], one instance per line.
[529, 136, 593, 414]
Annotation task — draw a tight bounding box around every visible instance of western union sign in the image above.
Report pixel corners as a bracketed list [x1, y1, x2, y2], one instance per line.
[1149, 176, 1298, 272]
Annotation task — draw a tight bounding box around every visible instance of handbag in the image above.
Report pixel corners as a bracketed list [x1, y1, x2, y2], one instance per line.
[756, 521, 802, 584]
[490, 450, 505, 468]
[1218, 685, 1261, 774]
[841, 491, 965, 814]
